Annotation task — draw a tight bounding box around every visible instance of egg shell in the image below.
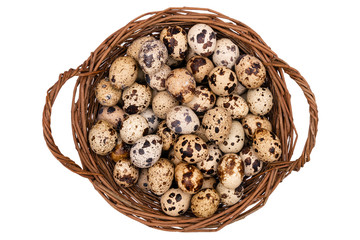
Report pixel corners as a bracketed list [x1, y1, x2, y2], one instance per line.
[201, 177, 217, 189]
[138, 39, 168, 75]
[137, 168, 150, 191]
[122, 82, 152, 114]
[109, 56, 138, 90]
[130, 134, 163, 168]
[161, 188, 191, 216]
[120, 114, 149, 144]
[140, 108, 160, 134]
[168, 148, 183, 166]
[216, 94, 249, 119]
[188, 24, 217, 57]
[253, 128, 282, 162]
[148, 158, 175, 195]
[186, 56, 214, 84]
[160, 26, 188, 61]
[233, 82, 247, 96]
[235, 54, 266, 89]
[218, 121, 245, 153]
[113, 158, 139, 187]
[145, 64, 171, 91]
[110, 138, 131, 162]
[212, 38, 240, 69]
[241, 113, 272, 139]
[89, 120, 118, 155]
[216, 183, 243, 206]
[247, 87, 274, 116]
[166, 106, 200, 135]
[97, 105, 126, 130]
[240, 146, 264, 176]
[208, 66, 238, 96]
[191, 188, 220, 218]
[152, 91, 179, 119]
[95, 78, 122, 107]
[196, 144, 222, 177]
[166, 68, 196, 103]
[184, 86, 216, 113]
[202, 107, 232, 143]
[126, 36, 156, 62]
[175, 162, 204, 194]
[217, 153, 244, 189]
[174, 134, 209, 164]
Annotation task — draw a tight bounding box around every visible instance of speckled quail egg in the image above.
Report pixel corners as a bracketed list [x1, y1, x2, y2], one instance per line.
[216, 94, 249, 119]
[166, 68, 196, 103]
[109, 56, 138, 89]
[89, 120, 118, 155]
[175, 162, 204, 194]
[97, 105, 126, 130]
[120, 114, 149, 144]
[233, 82, 247, 95]
[174, 134, 209, 164]
[160, 26, 188, 61]
[145, 64, 171, 91]
[186, 56, 214, 84]
[201, 177, 217, 189]
[196, 144, 222, 177]
[241, 113, 272, 139]
[140, 108, 160, 134]
[138, 39, 168, 75]
[184, 86, 216, 113]
[156, 120, 178, 151]
[152, 91, 179, 119]
[122, 82, 152, 114]
[126, 36, 156, 62]
[217, 153, 245, 189]
[95, 78, 122, 106]
[235, 55, 266, 89]
[208, 66, 238, 96]
[168, 148, 183, 166]
[137, 168, 150, 191]
[110, 138, 130, 162]
[202, 107, 232, 143]
[161, 188, 191, 216]
[130, 134, 163, 168]
[113, 158, 139, 187]
[247, 87, 274, 116]
[218, 121, 245, 154]
[212, 38, 240, 69]
[191, 188, 220, 218]
[148, 158, 174, 195]
[194, 125, 209, 142]
[240, 146, 264, 176]
[216, 183, 243, 206]
[253, 128, 282, 162]
[166, 106, 200, 134]
[188, 24, 217, 57]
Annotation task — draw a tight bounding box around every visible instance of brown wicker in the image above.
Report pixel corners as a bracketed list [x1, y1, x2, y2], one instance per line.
[42, 7, 318, 232]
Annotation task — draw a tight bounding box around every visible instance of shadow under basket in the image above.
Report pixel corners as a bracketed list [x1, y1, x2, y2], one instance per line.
[42, 7, 319, 232]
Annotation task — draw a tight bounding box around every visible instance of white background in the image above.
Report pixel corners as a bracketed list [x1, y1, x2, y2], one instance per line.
[1, 0, 359, 239]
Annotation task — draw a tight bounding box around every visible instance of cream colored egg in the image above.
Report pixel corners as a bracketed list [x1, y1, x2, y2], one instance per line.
[161, 188, 191, 216]
[95, 78, 122, 107]
[113, 159, 139, 187]
[216, 94, 249, 119]
[152, 91, 179, 119]
[235, 54, 266, 89]
[218, 121, 245, 153]
[253, 128, 282, 162]
[137, 168, 150, 191]
[191, 188, 220, 218]
[241, 113, 272, 139]
[138, 39, 168, 75]
[174, 134, 209, 164]
[247, 87, 274, 116]
[240, 146, 264, 176]
[97, 105, 126, 130]
[208, 66, 238, 96]
[196, 144, 222, 177]
[109, 56, 138, 89]
[144, 64, 171, 91]
[188, 24, 217, 57]
[160, 26, 188, 61]
[175, 162, 204, 194]
[148, 158, 174, 195]
[126, 36, 156, 62]
[166, 68, 196, 103]
[122, 82, 152, 114]
[130, 134, 163, 168]
[212, 38, 240, 69]
[202, 107, 232, 143]
[89, 120, 118, 155]
[184, 86, 216, 113]
[166, 106, 200, 134]
[217, 153, 244, 189]
[120, 115, 149, 144]
[216, 183, 243, 206]
[186, 56, 214, 84]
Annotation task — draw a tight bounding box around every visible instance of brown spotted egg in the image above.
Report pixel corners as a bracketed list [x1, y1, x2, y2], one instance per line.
[202, 107, 232, 143]
[186, 56, 214, 84]
[208, 66, 238, 96]
[247, 87, 274, 116]
[216, 94, 249, 119]
[196, 144, 222, 177]
[110, 138, 130, 162]
[216, 183, 243, 206]
[140, 108, 160, 134]
[138, 39, 168, 75]
[166, 106, 200, 134]
[109, 56, 138, 89]
[166, 68, 196, 103]
[188, 24, 217, 57]
[122, 83, 151, 114]
[241, 113, 272, 139]
[148, 158, 174, 195]
[212, 38, 240, 69]
[126, 36, 155, 62]
[161, 188, 191, 216]
[89, 120, 118, 156]
[152, 91, 179, 119]
[253, 128, 282, 162]
[174, 134, 209, 164]
[95, 78, 122, 107]
[120, 114, 149, 144]
[137, 168, 150, 191]
[160, 26, 188, 61]
[113, 158, 139, 187]
[235, 54, 266, 89]
[218, 121, 245, 154]
[191, 188, 220, 218]
[217, 153, 245, 189]
[201, 177, 217, 189]
[156, 120, 178, 151]
[145, 64, 171, 91]
[240, 146, 264, 176]
[175, 162, 204, 194]
[97, 105, 126, 130]
[184, 86, 216, 113]
[130, 134, 163, 168]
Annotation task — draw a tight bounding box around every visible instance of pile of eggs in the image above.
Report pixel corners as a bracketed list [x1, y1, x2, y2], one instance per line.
[89, 24, 282, 218]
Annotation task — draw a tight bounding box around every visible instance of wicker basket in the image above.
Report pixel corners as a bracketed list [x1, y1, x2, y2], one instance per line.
[42, 7, 318, 232]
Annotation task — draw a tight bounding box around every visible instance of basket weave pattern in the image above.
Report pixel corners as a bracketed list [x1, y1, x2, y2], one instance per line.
[42, 7, 318, 232]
